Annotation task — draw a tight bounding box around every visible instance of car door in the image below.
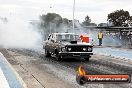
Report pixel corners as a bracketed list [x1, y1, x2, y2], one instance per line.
[46, 35, 52, 53]
[50, 34, 59, 55]
[50, 39, 55, 54]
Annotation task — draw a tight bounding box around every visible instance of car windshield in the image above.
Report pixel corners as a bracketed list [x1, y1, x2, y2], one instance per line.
[56, 34, 81, 42]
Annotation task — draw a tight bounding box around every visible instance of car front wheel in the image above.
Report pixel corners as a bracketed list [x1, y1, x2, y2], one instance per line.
[56, 55, 63, 61]
[45, 49, 51, 57]
[84, 56, 91, 61]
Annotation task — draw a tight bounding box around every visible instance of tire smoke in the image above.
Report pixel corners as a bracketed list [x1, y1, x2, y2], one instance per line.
[74, 21, 122, 46]
[0, 16, 42, 49]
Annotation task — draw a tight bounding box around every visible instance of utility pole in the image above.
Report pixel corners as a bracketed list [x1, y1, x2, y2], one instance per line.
[55, 24, 56, 33]
[73, 0, 75, 40]
[50, 22, 51, 34]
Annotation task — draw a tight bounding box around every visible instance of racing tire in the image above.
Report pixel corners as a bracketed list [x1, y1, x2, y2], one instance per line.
[56, 55, 63, 61]
[84, 58, 89, 61]
[84, 56, 90, 61]
[45, 49, 51, 57]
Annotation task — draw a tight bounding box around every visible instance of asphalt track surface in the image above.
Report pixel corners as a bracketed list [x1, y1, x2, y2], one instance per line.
[1, 48, 132, 88]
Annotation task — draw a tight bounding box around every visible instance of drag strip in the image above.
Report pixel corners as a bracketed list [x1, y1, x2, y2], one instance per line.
[0, 51, 26, 88]
[1, 48, 132, 88]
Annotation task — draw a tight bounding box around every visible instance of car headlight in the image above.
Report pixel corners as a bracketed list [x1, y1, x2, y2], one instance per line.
[83, 48, 87, 51]
[88, 47, 92, 51]
[68, 48, 72, 51]
[61, 47, 66, 52]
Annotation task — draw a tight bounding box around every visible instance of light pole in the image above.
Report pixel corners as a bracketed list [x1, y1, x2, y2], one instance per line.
[49, 22, 51, 34]
[73, 0, 75, 40]
[49, 6, 52, 34]
[55, 24, 56, 33]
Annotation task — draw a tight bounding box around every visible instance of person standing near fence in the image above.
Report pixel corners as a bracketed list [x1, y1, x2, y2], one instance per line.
[98, 31, 103, 46]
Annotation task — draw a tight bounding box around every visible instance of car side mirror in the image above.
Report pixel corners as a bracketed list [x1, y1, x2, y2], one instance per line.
[48, 35, 51, 40]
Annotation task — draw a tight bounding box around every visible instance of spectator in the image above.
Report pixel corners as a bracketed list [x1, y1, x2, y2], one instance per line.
[98, 31, 103, 46]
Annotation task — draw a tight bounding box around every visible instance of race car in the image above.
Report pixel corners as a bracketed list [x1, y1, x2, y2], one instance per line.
[44, 33, 93, 61]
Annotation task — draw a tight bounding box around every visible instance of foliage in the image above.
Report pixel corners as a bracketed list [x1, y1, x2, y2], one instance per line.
[98, 23, 107, 27]
[107, 9, 131, 27]
[62, 18, 69, 25]
[89, 23, 97, 26]
[82, 15, 91, 26]
[40, 13, 63, 28]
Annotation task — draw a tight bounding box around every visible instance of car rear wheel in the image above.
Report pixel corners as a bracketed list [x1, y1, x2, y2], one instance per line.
[85, 58, 89, 61]
[45, 49, 51, 57]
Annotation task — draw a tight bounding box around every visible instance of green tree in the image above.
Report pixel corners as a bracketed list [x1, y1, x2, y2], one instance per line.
[128, 16, 132, 26]
[62, 18, 69, 25]
[107, 9, 130, 27]
[82, 15, 91, 26]
[90, 23, 97, 26]
[40, 13, 63, 27]
[39, 13, 72, 40]
[98, 23, 107, 27]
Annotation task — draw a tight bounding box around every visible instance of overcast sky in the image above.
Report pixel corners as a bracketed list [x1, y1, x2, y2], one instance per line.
[0, 0, 132, 24]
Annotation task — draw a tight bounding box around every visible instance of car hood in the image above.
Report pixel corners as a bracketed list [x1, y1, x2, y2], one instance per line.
[60, 42, 92, 46]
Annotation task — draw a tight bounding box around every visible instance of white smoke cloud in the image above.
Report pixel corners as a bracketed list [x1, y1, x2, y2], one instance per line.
[74, 21, 122, 46]
[0, 16, 42, 49]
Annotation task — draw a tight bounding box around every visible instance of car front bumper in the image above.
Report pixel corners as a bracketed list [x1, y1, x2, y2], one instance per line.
[58, 52, 93, 58]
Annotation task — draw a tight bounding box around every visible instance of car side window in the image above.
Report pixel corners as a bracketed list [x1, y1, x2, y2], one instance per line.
[51, 39, 55, 43]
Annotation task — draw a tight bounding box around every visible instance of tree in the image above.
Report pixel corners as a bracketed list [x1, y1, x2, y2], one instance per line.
[82, 15, 91, 26]
[89, 23, 97, 26]
[62, 18, 69, 25]
[128, 16, 132, 27]
[39, 13, 63, 40]
[40, 13, 63, 28]
[107, 9, 131, 27]
[98, 23, 107, 27]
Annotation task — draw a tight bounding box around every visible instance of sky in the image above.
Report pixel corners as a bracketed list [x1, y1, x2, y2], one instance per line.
[0, 0, 132, 24]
